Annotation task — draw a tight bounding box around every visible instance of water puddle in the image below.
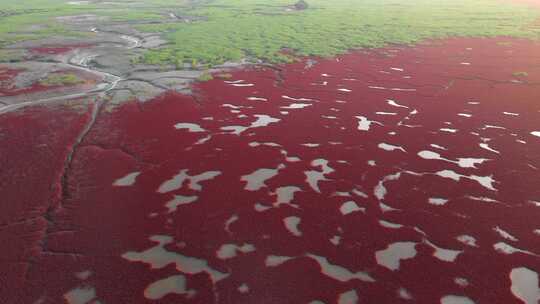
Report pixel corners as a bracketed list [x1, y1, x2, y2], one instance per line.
[340, 201, 365, 215]
[157, 169, 221, 193]
[122, 235, 228, 283]
[510, 267, 540, 304]
[283, 216, 302, 236]
[418, 150, 489, 168]
[113, 171, 140, 186]
[174, 123, 206, 132]
[165, 195, 198, 213]
[63, 286, 96, 304]
[221, 114, 280, 135]
[216, 243, 255, 259]
[272, 186, 302, 207]
[378, 143, 407, 152]
[241, 164, 285, 191]
[305, 159, 334, 192]
[144, 275, 195, 300]
[338, 290, 359, 304]
[440, 295, 475, 304]
[375, 242, 417, 271]
[355, 116, 383, 131]
[306, 254, 374, 282]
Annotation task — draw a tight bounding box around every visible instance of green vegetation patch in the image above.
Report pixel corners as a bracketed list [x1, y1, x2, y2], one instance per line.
[197, 71, 214, 81]
[39, 72, 84, 86]
[1, 0, 540, 68]
[0, 0, 192, 47]
[138, 0, 540, 66]
[0, 50, 25, 62]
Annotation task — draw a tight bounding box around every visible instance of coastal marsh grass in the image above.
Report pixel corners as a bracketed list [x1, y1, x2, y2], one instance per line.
[0, 0, 539, 67]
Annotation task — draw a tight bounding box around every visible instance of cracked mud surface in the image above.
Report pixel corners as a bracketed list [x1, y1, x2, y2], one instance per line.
[1, 37, 540, 304]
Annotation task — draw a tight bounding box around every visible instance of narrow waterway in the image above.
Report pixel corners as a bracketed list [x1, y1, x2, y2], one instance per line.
[0, 27, 140, 114]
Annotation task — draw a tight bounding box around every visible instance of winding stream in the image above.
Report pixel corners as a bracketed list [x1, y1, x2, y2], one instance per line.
[0, 28, 141, 114]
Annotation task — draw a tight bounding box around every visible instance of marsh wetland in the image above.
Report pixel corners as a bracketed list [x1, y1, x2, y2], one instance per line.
[1, 1, 540, 303]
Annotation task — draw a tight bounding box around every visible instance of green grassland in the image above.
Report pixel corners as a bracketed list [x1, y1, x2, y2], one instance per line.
[0, 0, 539, 68]
[0, 9, 78, 45]
[0, 0, 192, 46]
[0, 49, 25, 62]
[39, 72, 83, 86]
[139, 0, 540, 66]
